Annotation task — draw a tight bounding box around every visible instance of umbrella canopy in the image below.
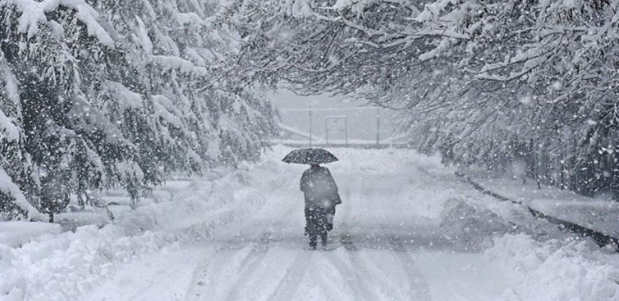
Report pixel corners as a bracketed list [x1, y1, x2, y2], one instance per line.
[282, 148, 339, 165]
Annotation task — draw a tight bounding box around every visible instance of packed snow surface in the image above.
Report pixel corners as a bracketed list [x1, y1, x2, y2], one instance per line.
[1, 146, 618, 301]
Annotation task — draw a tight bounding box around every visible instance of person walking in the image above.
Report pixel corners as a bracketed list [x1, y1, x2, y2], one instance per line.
[300, 163, 341, 249]
[282, 148, 341, 250]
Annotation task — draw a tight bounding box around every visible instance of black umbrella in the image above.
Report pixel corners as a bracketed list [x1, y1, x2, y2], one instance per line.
[282, 148, 339, 165]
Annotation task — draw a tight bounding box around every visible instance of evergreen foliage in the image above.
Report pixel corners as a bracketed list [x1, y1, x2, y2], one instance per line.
[0, 0, 276, 220]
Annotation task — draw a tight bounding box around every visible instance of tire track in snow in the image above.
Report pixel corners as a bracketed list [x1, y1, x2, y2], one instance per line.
[325, 241, 383, 301]
[373, 198, 433, 301]
[223, 206, 297, 301]
[336, 215, 388, 300]
[347, 157, 436, 301]
[186, 203, 296, 301]
[325, 195, 379, 301]
[308, 260, 344, 300]
[321, 250, 366, 300]
[269, 251, 314, 301]
[185, 236, 260, 301]
[187, 164, 309, 301]
[185, 248, 222, 301]
[387, 235, 433, 301]
[362, 165, 433, 301]
[411, 250, 493, 301]
[324, 176, 384, 301]
[222, 231, 273, 301]
[337, 184, 358, 253]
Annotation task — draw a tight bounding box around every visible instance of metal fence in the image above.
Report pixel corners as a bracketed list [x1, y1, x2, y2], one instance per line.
[275, 106, 407, 147]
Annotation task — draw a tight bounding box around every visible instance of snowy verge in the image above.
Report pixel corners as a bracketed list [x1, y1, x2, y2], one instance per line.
[467, 172, 619, 239]
[485, 234, 619, 301]
[458, 172, 619, 250]
[0, 161, 281, 301]
[439, 172, 619, 300]
[0, 222, 61, 248]
[437, 192, 563, 251]
[0, 225, 179, 301]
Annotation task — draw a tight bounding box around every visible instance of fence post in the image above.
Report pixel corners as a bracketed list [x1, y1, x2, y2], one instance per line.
[376, 107, 381, 145]
[345, 117, 349, 146]
[309, 105, 313, 146]
[325, 117, 329, 145]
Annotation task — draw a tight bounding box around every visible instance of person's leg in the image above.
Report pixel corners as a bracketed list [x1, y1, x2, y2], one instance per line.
[322, 207, 329, 245]
[309, 234, 317, 249]
[306, 204, 319, 248]
[326, 205, 336, 231]
[304, 204, 312, 235]
[314, 206, 329, 246]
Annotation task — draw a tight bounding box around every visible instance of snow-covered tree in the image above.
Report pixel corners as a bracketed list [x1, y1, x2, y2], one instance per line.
[0, 0, 276, 219]
[227, 0, 619, 196]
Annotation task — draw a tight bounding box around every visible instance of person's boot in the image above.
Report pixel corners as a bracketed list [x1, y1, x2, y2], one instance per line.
[321, 233, 328, 246]
[309, 235, 317, 250]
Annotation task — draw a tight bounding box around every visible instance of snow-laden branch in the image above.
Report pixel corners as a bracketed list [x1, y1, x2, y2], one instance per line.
[0, 0, 115, 47]
[0, 166, 46, 221]
[311, 10, 469, 48]
[0, 109, 19, 142]
[151, 55, 209, 76]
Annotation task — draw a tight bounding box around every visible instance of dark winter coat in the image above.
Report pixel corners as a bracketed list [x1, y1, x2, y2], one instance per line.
[300, 165, 341, 207]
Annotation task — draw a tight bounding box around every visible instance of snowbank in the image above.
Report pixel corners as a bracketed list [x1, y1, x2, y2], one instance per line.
[55, 211, 111, 232]
[440, 197, 511, 248]
[436, 189, 619, 300]
[0, 222, 61, 248]
[0, 161, 277, 301]
[442, 171, 619, 300]
[486, 234, 619, 301]
[0, 225, 179, 301]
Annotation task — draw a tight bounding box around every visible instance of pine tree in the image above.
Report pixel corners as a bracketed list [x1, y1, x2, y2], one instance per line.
[0, 0, 276, 220]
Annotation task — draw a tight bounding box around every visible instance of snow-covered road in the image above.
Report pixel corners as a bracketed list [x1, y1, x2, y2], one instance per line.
[4, 147, 617, 301]
[87, 147, 517, 301]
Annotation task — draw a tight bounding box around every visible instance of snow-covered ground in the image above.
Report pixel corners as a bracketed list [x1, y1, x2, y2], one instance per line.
[2, 146, 618, 301]
[470, 172, 619, 239]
